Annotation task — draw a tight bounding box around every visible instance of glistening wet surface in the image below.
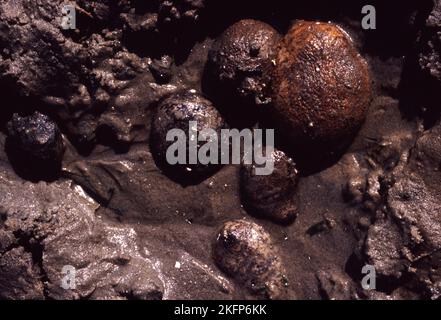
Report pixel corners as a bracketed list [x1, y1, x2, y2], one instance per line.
[0, 0, 440, 300]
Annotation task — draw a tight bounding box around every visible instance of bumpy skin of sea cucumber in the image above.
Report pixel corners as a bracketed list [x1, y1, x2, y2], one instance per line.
[213, 219, 289, 299]
[151, 90, 226, 179]
[208, 19, 281, 106]
[241, 150, 299, 224]
[271, 21, 372, 156]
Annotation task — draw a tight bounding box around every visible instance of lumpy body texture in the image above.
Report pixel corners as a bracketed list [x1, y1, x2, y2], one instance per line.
[241, 150, 298, 224]
[209, 19, 281, 105]
[271, 21, 372, 155]
[213, 220, 288, 299]
[151, 90, 225, 179]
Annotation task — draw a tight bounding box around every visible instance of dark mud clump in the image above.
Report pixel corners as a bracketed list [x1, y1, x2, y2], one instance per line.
[6, 112, 64, 181]
[213, 219, 288, 299]
[417, 0, 441, 84]
[241, 150, 299, 224]
[0, 169, 163, 300]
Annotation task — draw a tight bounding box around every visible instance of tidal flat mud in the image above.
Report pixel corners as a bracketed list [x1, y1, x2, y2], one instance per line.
[1, 0, 441, 300]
